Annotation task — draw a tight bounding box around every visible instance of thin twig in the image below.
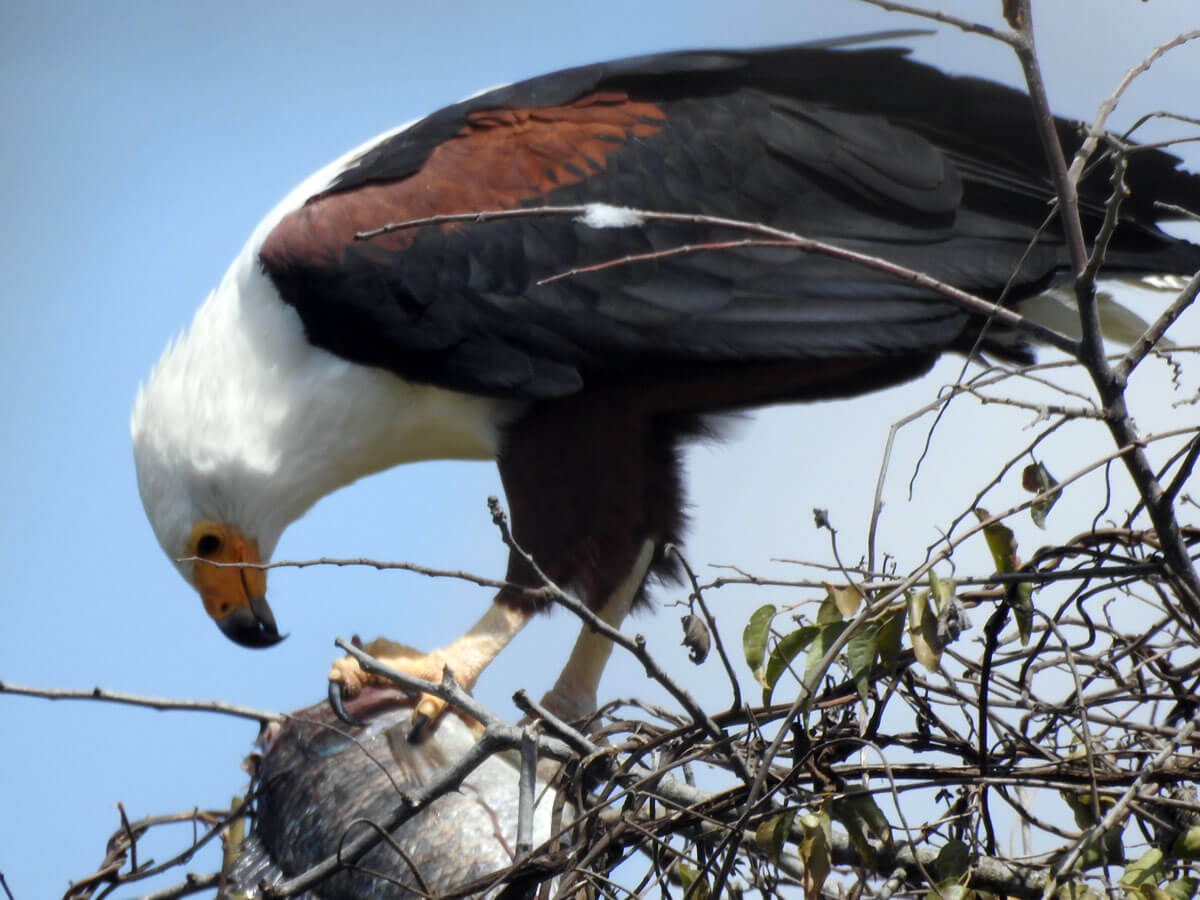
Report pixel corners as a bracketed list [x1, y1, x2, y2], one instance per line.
[850, 0, 1019, 44]
[516, 725, 538, 858]
[1162, 435, 1200, 507]
[177, 554, 547, 600]
[1118, 271, 1200, 380]
[1067, 29, 1200, 185]
[1002, 0, 1200, 624]
[129, 873, 221, 900]
[1043, 709, 1200, 899]
[0, 681, 281, 724]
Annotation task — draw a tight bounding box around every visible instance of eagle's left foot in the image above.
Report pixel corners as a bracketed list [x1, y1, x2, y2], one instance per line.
[328, 638, 473, 739]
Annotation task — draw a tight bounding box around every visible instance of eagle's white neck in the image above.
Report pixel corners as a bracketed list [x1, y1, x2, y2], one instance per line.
[131, 198, 517, 571]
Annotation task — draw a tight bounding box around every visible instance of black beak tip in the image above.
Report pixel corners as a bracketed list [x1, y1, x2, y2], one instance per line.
[217, 608, 286, 649]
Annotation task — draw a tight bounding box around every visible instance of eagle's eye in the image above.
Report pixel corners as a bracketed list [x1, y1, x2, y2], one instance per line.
[196, 533, 222, 557]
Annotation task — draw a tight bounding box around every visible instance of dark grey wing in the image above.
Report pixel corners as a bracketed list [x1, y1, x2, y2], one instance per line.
[260, 43, 1200, 399]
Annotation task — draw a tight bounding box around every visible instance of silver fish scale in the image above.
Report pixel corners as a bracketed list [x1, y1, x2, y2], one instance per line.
[228, 702, 567, 899]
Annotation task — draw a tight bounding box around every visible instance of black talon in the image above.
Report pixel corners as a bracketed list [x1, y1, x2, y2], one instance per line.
[328, 680, 365, 727]
[407, 712, 430, 744]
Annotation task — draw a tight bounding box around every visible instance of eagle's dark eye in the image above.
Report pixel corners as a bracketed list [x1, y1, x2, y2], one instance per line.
[196, 534, 222, 557]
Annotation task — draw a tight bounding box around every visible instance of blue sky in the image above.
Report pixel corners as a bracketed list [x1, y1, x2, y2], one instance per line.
[2, 1, 1198, 895]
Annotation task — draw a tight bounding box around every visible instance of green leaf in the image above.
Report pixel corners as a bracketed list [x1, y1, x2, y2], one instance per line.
[877, 605, 906, 674]
[926, 884, 968, 900]
[1010, 581, 1034, 645]
[1071, 827, 1124, 869]
[1060, 791, 1124, 868]
[1023, 461, 1062, 529]
[1104, 826, 1126, 867]
[1057, 882, 1101, 900]
[743, 604, 776, 681]
[1061, 790, 1115, 829]
[830, 789, 888, 867]
[838, 811, 875, 866]
[840, 788, 892, 846]
[974, 509, 1032, 644]
[907, 590, 942, 671]
[936, 839, 971, 882]
[826, 583, 862, 618]
[974, 509, 1018, 573]
[845, 623, 879, 701]
[1165, 876, 1198, 900]
[754, 810, 796, 863]
[928, 570, 952, 613]
[1121, 848, 1165, 888]
[1172, 825, 1200, 859]
[798, 813, 832, 900]
[806, 620, 849, 681]
[677, 863, 709, 900]
[762, 625, 820, 705]
[817, 596, 843, 625]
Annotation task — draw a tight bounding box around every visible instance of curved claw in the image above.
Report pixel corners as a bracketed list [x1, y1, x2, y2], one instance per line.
[327, 680, 365, 728]
[407, 711, 431, 744]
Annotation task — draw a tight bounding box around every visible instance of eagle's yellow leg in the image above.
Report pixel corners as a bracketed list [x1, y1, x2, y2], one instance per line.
[328, 602, 531, 728]
[329, 538, 654, 733]
[537, 539, 655, 721]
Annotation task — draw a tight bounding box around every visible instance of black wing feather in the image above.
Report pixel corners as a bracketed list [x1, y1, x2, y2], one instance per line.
[260, 40, 1200, 400]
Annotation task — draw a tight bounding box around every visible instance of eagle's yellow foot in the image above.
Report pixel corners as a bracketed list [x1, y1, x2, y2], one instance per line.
[328, 604, 532, 738]
[328, 638, 472, 739]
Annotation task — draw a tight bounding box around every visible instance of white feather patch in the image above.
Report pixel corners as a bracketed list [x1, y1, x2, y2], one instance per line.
[576, 203, 646, 229]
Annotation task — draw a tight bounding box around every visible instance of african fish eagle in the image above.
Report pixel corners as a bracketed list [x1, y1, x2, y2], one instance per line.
[131, 38, 1200, 731]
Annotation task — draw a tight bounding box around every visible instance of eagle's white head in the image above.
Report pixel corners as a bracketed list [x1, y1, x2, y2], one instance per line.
[131, 230, 513, 649]
[130, 120, 522, 649]
[130, 246, 334, 647]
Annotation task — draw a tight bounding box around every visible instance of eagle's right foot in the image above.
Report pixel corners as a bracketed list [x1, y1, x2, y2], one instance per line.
[328, 637, 469, 739]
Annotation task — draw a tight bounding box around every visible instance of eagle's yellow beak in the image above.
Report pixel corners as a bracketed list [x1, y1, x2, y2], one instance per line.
[188, 521, 282, 648]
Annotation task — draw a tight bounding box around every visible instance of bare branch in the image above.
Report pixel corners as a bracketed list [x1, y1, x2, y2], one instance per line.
[1044, 709, 1200, 899]
[129, 872, 220, 900]
[851, 0, 1019, 44]
[178, 554, 548, 600]
[1067, 29, 1200, 185]
[1118, 270, 1200, 379]
[0, 680, 281, 724]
